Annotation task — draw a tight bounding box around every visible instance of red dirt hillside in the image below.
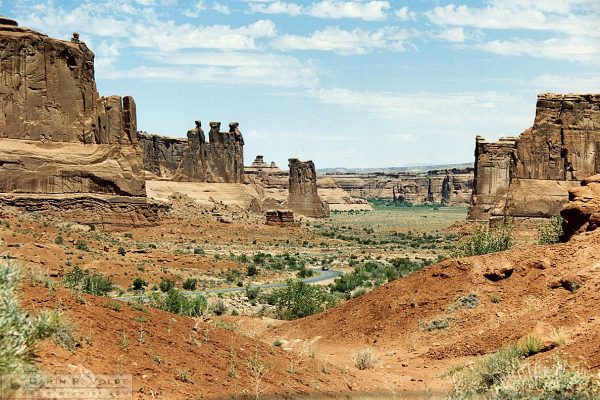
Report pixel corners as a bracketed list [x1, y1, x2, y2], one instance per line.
[270, 230, 600, 390]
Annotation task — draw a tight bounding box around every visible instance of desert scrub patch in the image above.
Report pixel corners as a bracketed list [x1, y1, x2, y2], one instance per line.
[182, 278, 197, 291]
[452, 344, 523, 395]
[149, 289, 207, 317]
[103, 301, 122, 312]
[63, 265, 114, 296]
[76, 240, 90, 251]
[0, 262, 65, 374]
[448, 292, 480, 312]
[454, 220, 514, 257]
[353, 348, 377, 370]
[493, 358, 600, 399]
[175, 368, 192, 383]
[420, 316, 453, 331]
[538, 215, 564, 245]
[517, 335, 542, 357]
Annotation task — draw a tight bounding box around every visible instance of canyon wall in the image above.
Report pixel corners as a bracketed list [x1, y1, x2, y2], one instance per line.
[0, 20, 145, 197]
[326, 169, 473, 206]
[287, 159, 329, 218]
[137, 121, 244, 183]
[468, 93, 600, 220]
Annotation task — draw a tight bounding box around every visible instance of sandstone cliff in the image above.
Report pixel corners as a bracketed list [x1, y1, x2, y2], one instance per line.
[137, 121, 244, 183]
[0, 19, 145, 197]
[468, 93, 600, 220]
[287, 159, 329, 218]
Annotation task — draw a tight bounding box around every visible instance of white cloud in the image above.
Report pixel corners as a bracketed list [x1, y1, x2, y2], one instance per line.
[426, 1, 600, 62]
[101, 51, 319, 88]
[212, 2, 231, 14]
[249, 0, 391, 21]
[306, 1, 390, 21]
[434, 27, 467, 43]
[308, 88, 533, 137]
[249, 1, 302, 16]
[95, 41, 121, 69]
[532, 74, 600, 93]
[182, 1, 205, 18]
[477, 36, 600, 62]
[425, 1, 600, 37]
[272, 26, 409, 55]
[130, 19, 278, 51]
[394, 6, 415, 22]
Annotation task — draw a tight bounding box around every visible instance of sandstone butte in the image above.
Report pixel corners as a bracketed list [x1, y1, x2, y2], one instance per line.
[469, 93, 600, 220]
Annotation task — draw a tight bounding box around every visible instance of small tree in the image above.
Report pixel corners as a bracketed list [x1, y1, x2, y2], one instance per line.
[268, 280, 338, 320]
[182, 278, 197, 291]
[246, 264, 258, 277]
[132, 277, 147, 291]
[159, 279, 175, 293]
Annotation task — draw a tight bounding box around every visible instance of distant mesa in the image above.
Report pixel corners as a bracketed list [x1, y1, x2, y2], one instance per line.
[247, 155, 280, 172]
[469, 93, 600, 220]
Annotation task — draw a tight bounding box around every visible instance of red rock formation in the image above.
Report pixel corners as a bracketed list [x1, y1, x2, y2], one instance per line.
[287, 158, 329, 218]
[561, 175, 600, 239]
[468, 93, 600, 220]
[137, 121, 245, 183]
[0, 19, 146, 197]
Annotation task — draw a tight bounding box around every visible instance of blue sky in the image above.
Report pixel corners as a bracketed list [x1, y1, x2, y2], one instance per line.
[2, 0, 600, 168]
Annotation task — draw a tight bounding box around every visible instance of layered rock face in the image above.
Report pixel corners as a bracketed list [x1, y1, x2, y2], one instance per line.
[287, 159, 329, 218]
[468, 93, 600, 220]
[137, 121, 244, 183]
[326, 169, 473, 205]
[561, 175, 600, 239]
[0, 20, 145, 197]
[265, 210, 299, 227]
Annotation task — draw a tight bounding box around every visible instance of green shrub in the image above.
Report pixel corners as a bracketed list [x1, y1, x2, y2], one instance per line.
[193, 247, 205, 255]
[150, 289, 207, 317]
[182, 278, 197, 291]
[76, 240, 90, 251]
[245, 286, 260, 301]
[493, 359, 600, 399]
[455, 221, 514, 257]
[420, 316, 453, 331]
[453, 344, 523, 395]
[517, 336, 542, 357]
[212, 300, 227, 316]
[297, 267, 314, 278]
[354, 348, 377, 370]
[246, 264, 258, 277]
[63, 266, 113, 296]
[538, 215, 564, 245]
[448, 293, 480, 312]
[159, 279, 175, 293]
[266, 280, 338, 320]
[118, 246, 126, 256]
[54, 235, 64, 245]
[0, 262, 64, 374]
[132, 277, 147, 291]
[104, 301, 122, 311]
